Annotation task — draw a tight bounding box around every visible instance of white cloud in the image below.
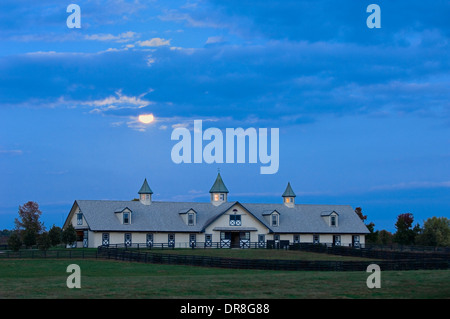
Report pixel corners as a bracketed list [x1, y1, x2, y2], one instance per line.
[84, 90, 153, 114]
[206, 36, 225, 44]
[85, 31, 138, 43]
[146, 55, 156, 66]
[138, 37, 171, 47]
[371, 181, 450, 191]
[0, 149, 23, 155]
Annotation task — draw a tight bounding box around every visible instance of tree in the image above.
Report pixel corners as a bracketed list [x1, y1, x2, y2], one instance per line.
[355, 207, 367, 221]
[48, 225, 62, 247]
[7, 232, 22, 251]
[417, 217, 450, 247]
[365, 222, 379, 244]
[377, 229, 393, 245]
[22, 228, 37, 248]
[37, 232, 51, 251]
[62, 224, 77, 247]
[394, 213, 419, 245]
[14, 201, 45, 246]
[355, 207, 379, 244]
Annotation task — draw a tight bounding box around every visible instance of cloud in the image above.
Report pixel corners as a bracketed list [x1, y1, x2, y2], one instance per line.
[371, 181, 450, 191]
[85, 31, 138, 43]
[0, 150, 23, 156]
[1, 0, 448, 130]
[138, 38, 171, 47]
[84, 90, 154, 114]
[205, 36, 226, 45]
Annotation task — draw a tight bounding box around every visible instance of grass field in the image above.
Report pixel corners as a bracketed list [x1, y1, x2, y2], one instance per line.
[0, 258, 449, 299]
[141, 248, 375, 261]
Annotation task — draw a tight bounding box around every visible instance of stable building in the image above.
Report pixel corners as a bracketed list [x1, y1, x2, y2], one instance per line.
[63, 173, 369, 248]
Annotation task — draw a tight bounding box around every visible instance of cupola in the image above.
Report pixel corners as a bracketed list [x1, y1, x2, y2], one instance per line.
[138, 178, 153, 205]
[282, 182, 296, 208]
[209, 172, 229, 206]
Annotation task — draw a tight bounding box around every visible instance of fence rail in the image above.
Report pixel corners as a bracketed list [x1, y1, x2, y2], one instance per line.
[96, 246, 450, 271]
[289, 243, 450, 261]
[1, 243, 449, 272]
[0, 249, 98, 259]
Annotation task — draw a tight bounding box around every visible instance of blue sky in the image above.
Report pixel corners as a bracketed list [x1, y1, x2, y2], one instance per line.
[0, 0, 449, 232]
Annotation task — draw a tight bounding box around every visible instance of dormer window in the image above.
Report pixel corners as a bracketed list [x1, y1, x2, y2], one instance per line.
[123, 212, 130, 224]
[321, 211, 338, 227]
[271, 213, 279, 227]
[188, 213, 195, 226]
[115, 207, 132, 225]
[180, 209, 197, 226]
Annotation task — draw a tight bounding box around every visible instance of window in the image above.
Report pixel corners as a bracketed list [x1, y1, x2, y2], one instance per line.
[271, 213, 279, 226]
[77, 213, 83, 225]
[188, 213, 195, 226]
[220, 194, 224, 200]
[123, 212, 130, 224]
[258, 234, 265, 243]
[229, 214, 241, 226]
[331, 215, 336, 226]
[214, 194, 219, 201]
[293, 234, 300, 243]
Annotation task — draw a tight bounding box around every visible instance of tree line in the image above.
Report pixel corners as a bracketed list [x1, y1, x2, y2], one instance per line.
[355, 207, 450, 247]
[5, 201, 76, 251]
[2, 201, 450, 250]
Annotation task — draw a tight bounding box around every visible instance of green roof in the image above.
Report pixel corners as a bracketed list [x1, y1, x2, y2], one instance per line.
[209, 173, 229, 193]
[282, 182, 296, 197]
[138, 178, 153, 194]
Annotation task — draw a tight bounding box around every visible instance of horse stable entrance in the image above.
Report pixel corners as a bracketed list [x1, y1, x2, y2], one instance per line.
[220, 231, 250, 248]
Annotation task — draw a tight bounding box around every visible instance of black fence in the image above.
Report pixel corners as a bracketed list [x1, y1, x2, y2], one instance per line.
[101, 241, 291, 250]
[96, 246, 450, 271]
[0, 249, 98, 259]
[290, 243, 450, 261]
[2, 243, 449, 271]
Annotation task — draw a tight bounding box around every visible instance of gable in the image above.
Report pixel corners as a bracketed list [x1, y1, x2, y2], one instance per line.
[63, 201, 90, 229]
[203, 202, 271, 233]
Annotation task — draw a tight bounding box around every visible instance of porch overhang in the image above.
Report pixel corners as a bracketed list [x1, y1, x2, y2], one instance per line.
[212, 227, 258, 232]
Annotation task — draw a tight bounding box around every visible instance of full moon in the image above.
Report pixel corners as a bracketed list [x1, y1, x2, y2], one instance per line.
[138, 113, 154, 124]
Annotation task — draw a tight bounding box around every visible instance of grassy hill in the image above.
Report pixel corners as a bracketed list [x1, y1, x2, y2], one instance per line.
[1, 258, 449, 299]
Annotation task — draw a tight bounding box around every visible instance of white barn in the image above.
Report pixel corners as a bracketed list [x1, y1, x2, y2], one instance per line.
[63, 173, 369, 248]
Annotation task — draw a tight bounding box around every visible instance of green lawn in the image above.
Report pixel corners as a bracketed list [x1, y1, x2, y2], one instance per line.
[143, 247, 374, 261]
[0, 259, 449, 299]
